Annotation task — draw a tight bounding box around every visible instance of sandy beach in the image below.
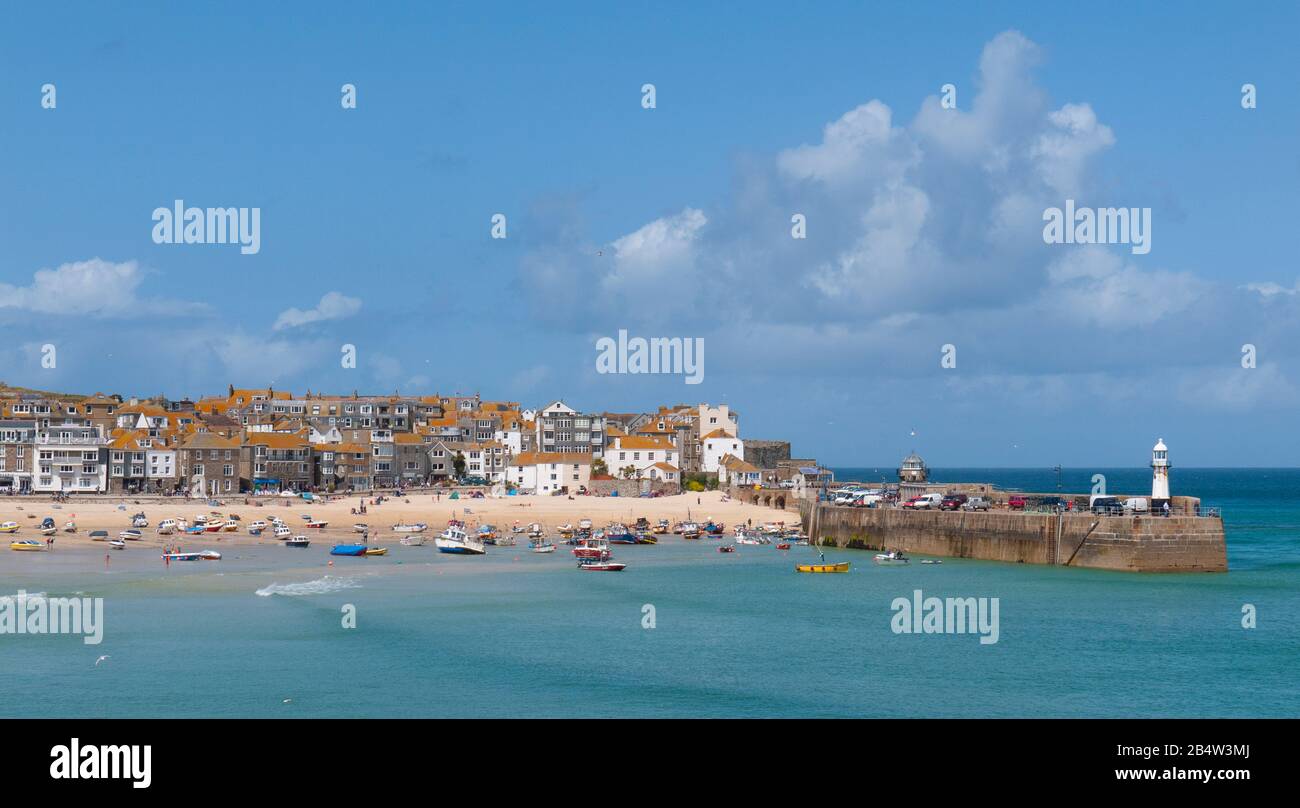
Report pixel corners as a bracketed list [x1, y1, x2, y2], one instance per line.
[0, 489, 797, 552]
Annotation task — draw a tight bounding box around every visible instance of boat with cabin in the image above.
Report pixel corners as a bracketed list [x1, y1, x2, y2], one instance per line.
[606, 523, 636, 544]
[286, 536, 310, 548]
[577, 558, 626, 571]
[0, 521, 19, 534]
[119, 530, 143, 541]
[157, 519, 178, 535]
[435, 521, 486, 555]
[10, 539, 45, 551]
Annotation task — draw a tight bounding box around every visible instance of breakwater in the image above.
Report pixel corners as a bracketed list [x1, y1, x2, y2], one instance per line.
[801, 502, 1227, 572]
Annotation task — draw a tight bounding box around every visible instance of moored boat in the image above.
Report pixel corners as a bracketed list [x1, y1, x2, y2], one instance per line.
[718, 544, 736, 553]
[109, 538, 126, 549]
[606, 523, 636, 544]
[203, 519, 226, 533]
[435, 521, 486, 555]
[776, 543, 791, 550]
[89, 530, 108, 541]
[162, 551, 202, 561]
[131, 512, 149, 528]
[199, 550, 222, 560]
[354, 523, 370, 533]
[795, 561, 851, 573]
[526, 522, 545, 539]
[157, 519, 178, 535]
[286, 536, 310, 548]
[655, 519, 670, 534]
[681, 522, 701, 540]
[873, 550, 910, 565]
[10, 539, 45, 551]
[577, 559, 626, 571]
[364, 546, 387, 556]
[329, 544, 368, 557]
[399, 533, 424, 546]
[248, 520, 268, 534]
[305, 520, 328, 529]
[391, 522, 427, 533]
[0, 521, 19, 534]
[119, 530, 143, 541]
[530, 542, 556, 554]
[274, 525, 292, 540]
[572, 537, 610, 559]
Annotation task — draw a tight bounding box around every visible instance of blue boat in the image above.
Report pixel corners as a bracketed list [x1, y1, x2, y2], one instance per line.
[605, 523, 637, 544]
[330, 544, 368, 557]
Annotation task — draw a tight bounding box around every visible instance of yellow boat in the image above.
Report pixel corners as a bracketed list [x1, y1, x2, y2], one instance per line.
[0, 521, 19, 534]
[364, 546, 388, 556]
[795, 561, 850, 573]
[10, 540, 46, 552]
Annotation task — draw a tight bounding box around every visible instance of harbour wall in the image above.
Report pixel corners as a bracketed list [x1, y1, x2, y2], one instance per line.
[800, 502, 1227, 573]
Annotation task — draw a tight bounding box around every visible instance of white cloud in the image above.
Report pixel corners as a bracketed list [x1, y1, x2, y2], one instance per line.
[0, 258, 204, 316]
[1032, 103, 1115, 197]
[273, 292, 362, 331]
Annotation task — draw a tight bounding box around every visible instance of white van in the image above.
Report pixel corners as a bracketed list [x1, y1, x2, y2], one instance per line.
[1123, 497, 1148, 513]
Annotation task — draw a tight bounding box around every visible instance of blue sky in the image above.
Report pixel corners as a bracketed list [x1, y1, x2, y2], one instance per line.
[1, 2, 1298, 467]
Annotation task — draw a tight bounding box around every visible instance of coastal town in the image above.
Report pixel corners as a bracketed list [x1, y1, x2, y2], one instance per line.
[0, 385, 832, 498]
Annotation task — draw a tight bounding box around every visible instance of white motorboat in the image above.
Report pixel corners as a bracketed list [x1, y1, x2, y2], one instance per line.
[273, 525, 292, 540]
[199, 550, 222, 560]
[119, 529, 143, 541]
[354, 523, 369, 533]
[109, 538, 126, 550]
[531, 542, 556, 554]
[157, 519, 177, 535]
[434, 522, 485, 555]
[873, 550, 910, 565]
[286, 536, 310, 548]
[399, 534, 424, 546]
[391, 522, 427, 533]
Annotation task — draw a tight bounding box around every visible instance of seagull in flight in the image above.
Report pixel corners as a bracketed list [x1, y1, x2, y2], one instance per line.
[94, 655, 110, 666]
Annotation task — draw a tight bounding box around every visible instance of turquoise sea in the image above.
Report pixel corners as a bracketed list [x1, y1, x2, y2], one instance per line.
[1, 468, 1296, 718]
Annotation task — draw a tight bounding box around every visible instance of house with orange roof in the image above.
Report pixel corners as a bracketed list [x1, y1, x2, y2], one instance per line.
[245, 431, 314, 493]
[508, 451, 591, 494]
[106, 429, 151, 493]
[179, 431, 244, 496]
[701, 428, 745, 474]
[604, 434, 679, 480]
[717, 453, 760, 487]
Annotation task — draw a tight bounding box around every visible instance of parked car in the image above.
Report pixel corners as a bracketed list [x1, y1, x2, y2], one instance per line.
[852, 493, 884, 508]
[962, 496, 991, 511]
[1123, 497, 1148, 512]
[1091, 496, 1124, 515]
[1040, 496, 1066, 511]
[940, 493, 968, 511]
[1007, 495, 1027, 511]
[906, 493, 945, 510]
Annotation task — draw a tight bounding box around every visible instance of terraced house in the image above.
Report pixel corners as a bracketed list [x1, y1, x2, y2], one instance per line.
[245, 431, 314, 493]
[318, 442, 371, 491]
[0, 418, 37, 493]
[180, 431, 243, 496]
[32, 420, 109, 493]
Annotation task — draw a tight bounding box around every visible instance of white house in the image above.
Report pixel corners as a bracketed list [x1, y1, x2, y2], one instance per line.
[717, 453, 760, 486]
[508, 451, 591, 494]
[604, 435, 679, 479]
[701, 429, 744, 474]
[31, 422, 109, 493]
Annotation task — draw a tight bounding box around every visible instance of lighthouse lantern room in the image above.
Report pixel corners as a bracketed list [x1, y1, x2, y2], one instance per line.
[1151, 438, 1171, 508]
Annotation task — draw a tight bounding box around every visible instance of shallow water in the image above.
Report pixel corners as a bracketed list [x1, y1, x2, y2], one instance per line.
[1, 468, 1296, 717]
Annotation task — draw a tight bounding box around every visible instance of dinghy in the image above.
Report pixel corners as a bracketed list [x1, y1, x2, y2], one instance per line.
[795, 561, 851, 573]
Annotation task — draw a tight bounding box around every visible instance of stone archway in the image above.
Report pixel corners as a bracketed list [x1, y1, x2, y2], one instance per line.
[776, 496, 786, 509]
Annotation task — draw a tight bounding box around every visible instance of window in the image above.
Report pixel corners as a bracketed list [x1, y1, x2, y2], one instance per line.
[223, 465, 234, 476]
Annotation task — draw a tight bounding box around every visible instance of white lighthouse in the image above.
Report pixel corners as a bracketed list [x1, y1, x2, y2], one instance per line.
[1151, 438, 1170, 505]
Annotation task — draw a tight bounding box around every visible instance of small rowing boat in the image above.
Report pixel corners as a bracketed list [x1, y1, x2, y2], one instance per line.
[795, 561, 851, 573]
[364, 546, 387, 556]
[718, 544, 736, 553]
